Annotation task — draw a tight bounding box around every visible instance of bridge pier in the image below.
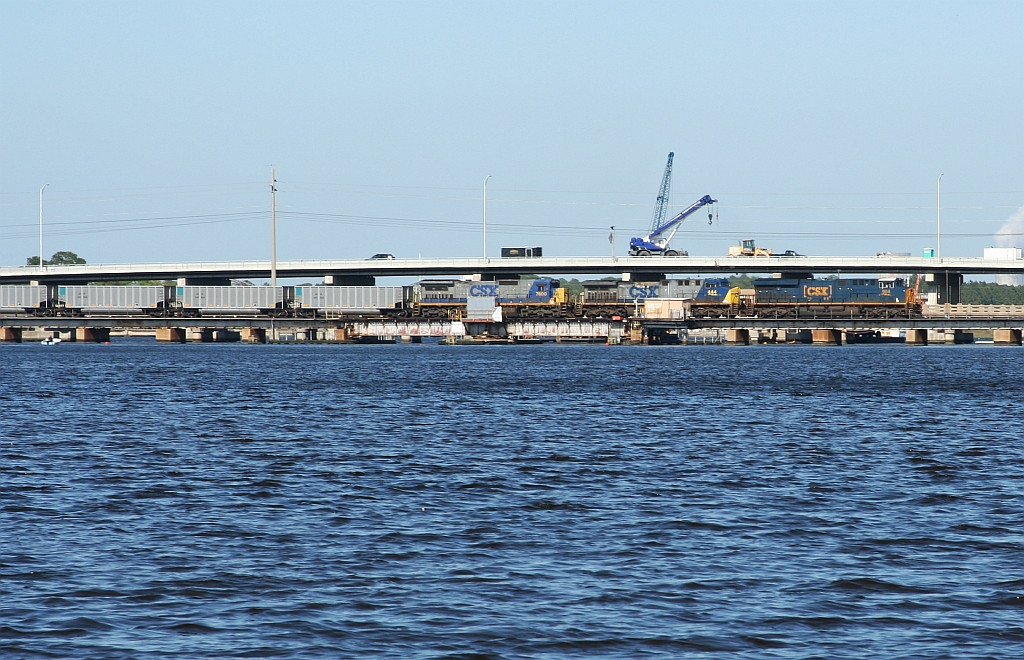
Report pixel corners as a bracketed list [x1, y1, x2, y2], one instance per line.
[924, 272, 963, 305]
[156, 328, 187, 343]
[928, 329, 974, 344]
[811, 329, 843, 345]
[725, 328, 749, 345]
[75, 327, 111, 343]
[190, 328, 240, 343]
[241, 328, 267, 344]
[906, 329, 928, 345]
[0, 327, 23, 343]
[993, 328, 1023, 345]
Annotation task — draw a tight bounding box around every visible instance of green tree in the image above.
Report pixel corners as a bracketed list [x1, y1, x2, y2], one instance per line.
[27, 251, 86, 266]
[960, 281, 1024, 304]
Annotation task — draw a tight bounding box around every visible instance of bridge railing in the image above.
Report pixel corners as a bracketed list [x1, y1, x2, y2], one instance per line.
[923, 304, 1024, 318]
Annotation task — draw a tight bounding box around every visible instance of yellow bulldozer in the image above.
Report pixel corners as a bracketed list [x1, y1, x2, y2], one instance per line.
[728, 238, 773, 257]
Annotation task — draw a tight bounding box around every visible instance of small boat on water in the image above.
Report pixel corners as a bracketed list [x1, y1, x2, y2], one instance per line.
[41, 337, 62, 346]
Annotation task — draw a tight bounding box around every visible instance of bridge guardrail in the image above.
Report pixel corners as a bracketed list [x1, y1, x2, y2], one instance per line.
[923, 304, 1024, 318]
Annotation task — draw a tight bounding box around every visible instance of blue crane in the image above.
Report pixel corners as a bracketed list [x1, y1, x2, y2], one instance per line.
[629, 153, 716, 256]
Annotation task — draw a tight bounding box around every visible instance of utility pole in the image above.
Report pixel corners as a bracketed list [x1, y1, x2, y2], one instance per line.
[937, 173, 943, 260]
[271, 167, 277, 287]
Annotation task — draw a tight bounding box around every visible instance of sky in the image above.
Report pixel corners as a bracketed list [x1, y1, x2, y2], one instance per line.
[2, 0, 1022, 273]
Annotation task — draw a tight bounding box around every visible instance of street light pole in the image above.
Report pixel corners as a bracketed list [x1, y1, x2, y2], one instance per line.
[270, 167, 277, 287]
[39, 184, 49, 270]
[937, 173, 943, 259]
[483, 175, 491, 261]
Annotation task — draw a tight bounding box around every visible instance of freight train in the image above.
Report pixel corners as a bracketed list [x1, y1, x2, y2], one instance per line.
[0, 275, 920, 320]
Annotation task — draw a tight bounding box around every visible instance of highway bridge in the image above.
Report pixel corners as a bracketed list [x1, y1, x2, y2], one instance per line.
[3, 254, 1024, 284]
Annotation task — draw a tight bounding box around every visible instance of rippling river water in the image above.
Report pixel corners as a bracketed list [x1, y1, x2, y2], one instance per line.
[2, 341, 1023, 658]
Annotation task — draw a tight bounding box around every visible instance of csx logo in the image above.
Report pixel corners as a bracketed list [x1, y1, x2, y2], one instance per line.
[629, 285, 659, 298]
[469, 284, 498, 297]
[804, 285, 833, 298]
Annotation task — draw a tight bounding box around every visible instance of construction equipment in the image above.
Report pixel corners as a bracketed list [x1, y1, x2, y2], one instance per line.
[728, 238, 773, 257]
[629, 152, 717, 256]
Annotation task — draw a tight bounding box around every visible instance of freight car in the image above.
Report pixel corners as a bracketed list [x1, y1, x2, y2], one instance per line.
[60, 285, 172, 315]
[1, 285, 48, 313]
[293, 285, 410, 317]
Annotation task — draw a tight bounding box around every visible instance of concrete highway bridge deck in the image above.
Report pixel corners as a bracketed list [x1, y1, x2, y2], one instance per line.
[4, 254, 1024, 284]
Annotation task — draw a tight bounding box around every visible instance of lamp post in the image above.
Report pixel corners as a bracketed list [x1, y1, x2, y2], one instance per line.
[270, 167, 277, 287]
[39, 184, 49, 270]
[937, 173, 943, 259]
[483, 175, 491, 261]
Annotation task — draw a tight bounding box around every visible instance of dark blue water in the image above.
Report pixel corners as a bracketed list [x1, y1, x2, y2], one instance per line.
[2, 342, 1023, 658]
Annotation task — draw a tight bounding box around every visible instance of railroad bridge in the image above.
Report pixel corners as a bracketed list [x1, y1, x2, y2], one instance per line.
[3, 254, 1024, 345]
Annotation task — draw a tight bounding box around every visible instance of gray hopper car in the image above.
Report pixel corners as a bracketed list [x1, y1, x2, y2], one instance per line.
[1, 285, 47, 310]
[59, 285, 169, 313]
[294, 286, 408, 315]
[177, 286, 285, 314]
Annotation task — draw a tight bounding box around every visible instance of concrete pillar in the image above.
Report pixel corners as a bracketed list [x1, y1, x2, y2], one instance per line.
[953, 330, 974, 344]
[191, 328, 238, 342]
[240, 328, 267, 344]
[725, 328, 750, 345]
[213, 329, 240, 343]
[75, 327, 111, 343]
[906, 329, 928, 345]
[993, 328, 1022, 346]
[156, 328, 187, 343]
[0, 327, 23, 343]
[811, 329, 842, 345]
[925, 272, 963, 304]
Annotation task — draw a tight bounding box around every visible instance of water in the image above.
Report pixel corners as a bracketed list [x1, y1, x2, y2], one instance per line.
[2, 341, 1023, 658]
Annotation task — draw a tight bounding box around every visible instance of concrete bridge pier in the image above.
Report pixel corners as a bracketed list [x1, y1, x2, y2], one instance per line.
[0, 327, 23, 342]
[906, 329, 928, 345]
[812, 329, 843, 345]
[156, 328, 187, 343]
[725, 329, 750, 345]
[190, 328, 239, 343]
[241, 328, 267, 344]
[74, 327, 111, 343]
[993, 328, 1023, 346]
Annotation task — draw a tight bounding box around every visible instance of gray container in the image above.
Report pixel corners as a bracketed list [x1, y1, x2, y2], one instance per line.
[177, 286, 284, 312]
[59, 285, 168, 311]
[295, 286, 407, 312]
[0, 285, 47, 309]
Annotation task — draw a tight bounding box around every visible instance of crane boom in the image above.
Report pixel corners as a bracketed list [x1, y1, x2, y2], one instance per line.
[648, 152, 674, 235]
[629, 194, 717, 256]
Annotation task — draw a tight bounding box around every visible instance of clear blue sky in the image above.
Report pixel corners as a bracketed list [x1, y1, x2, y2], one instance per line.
[2, 0, 1021, 268]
